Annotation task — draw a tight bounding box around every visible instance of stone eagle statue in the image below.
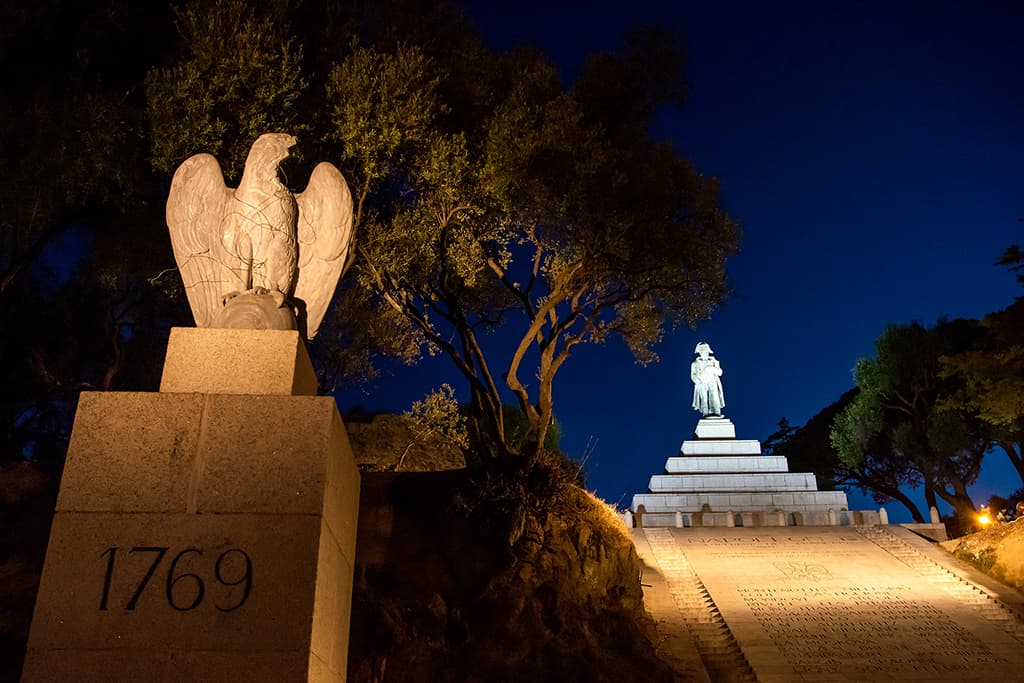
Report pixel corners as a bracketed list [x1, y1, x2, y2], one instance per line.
[166, 133, 353, 339]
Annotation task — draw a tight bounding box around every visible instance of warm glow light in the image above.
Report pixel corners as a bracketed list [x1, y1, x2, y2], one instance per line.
[978, 514, 991, 526]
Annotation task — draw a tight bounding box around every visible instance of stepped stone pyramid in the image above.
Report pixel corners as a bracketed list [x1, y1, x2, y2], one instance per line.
[631, 416, 851, 527]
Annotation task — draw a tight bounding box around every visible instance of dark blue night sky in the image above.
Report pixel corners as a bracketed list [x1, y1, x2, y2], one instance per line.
[338, 1, 1024, 522]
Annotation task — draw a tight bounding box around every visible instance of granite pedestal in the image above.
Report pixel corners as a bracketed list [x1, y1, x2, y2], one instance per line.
[633, 417, 852, 526]
[23, 328, 360, 682]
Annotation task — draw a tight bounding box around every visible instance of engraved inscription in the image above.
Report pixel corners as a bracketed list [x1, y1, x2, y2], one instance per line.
[98, 546, 252, 612]
[772, 561, 831, 581]
[738, 586, 1003, 674]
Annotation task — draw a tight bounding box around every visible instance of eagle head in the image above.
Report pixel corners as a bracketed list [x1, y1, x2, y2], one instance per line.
[245, 133, 297, 179]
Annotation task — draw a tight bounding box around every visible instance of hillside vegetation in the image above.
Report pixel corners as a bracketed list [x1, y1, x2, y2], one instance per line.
[941, 521, 1024, 591]
[350, 467, 673, 682]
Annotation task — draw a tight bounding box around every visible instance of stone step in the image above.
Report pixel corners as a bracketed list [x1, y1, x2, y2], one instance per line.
[634, 490, 850, 514]
[649, 472, 819, 492]
[666, 455, 790, 473]
[679, 439, 763, 456]
[694, 418, 736, 439]
[643, 529, 759, 683]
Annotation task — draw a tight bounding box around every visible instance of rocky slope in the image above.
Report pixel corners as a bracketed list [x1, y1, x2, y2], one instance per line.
[348, 461, 675, 682]
[941, 519, 1024, 591]
[0, 463, 56, 683]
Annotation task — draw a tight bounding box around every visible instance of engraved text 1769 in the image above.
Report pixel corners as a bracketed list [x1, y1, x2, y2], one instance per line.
[98, 546, 252, 612]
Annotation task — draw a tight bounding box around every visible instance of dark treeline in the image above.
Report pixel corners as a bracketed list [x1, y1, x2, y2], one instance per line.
[768, 249, 1024, 527]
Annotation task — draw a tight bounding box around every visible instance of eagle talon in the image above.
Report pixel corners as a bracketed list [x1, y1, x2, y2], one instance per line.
[270, 290, 286, 308]
[242, 286, 286, 308]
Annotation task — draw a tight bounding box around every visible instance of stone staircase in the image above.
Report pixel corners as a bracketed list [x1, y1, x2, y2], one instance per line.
[856, 525, 1024, 643]
[643, 528, 757, 683]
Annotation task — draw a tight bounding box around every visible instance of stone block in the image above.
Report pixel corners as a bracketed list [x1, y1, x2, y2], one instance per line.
[680, 439, 762, 456]
[648, 473, 819, 492]
[26, 512, 322, 653]
[806, 511, 830, 525]
[192, 396, 356, 520]
[25, 507, 356, 680]
[694, 418, 736, 439]
[57, 392, 205, 513]
[310, 518, 355, 677]
[899, 522, 948, 542]
[160, 327, 318, 396]
[25, 373, 359, 682]
[707, 494, 731, 508]
[22, 648, 311, 682]
[857, 510, 881, 525]
[640, 512, 675, 527]
[57, 392, 359, 522]
[667, 455, 790, 473]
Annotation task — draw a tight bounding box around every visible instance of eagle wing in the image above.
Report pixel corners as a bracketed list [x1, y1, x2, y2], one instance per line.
[166, 153, 242, 327]
[294, 162, 355, 339]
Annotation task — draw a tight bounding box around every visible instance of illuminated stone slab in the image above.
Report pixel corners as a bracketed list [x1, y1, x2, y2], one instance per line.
[666, 456, 789, 473]
[634, 526, 1024, 680]
[160, 327, 318, 396]
[649, 473, 819, 492]
[694, 417, 736, 439]
[632, 489, 850, 516]
[24, 332, 359, 682]
[679, 440, 763, 456]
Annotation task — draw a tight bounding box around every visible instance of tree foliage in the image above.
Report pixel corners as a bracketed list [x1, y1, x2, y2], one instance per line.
[761, 418, 794, 457]
[146, 0, 308, 180]
[770, 393, 927, 522]
[939, 248, 1024, 485]
[0, 0, 170, 301]
[1, 0, 184, 469]
[788, 246, 1024, 523]
[331, 37, 738, 457]
[2, 0, 740, 469]
[830, 319, 988, 521]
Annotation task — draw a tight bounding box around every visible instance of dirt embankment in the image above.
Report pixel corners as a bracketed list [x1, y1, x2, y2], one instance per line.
[0, 462, 57, 683]
[941, 520, 1024, 591]
[349, 467, 674, 682]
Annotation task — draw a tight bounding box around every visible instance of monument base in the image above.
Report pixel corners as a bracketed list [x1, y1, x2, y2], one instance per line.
[694, 417, 735, 439]
[23, 329, 359, 682]
[634, 414, 857, 528]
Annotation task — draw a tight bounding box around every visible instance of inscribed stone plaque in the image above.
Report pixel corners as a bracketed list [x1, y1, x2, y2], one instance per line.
[638, 527, 1024, 683]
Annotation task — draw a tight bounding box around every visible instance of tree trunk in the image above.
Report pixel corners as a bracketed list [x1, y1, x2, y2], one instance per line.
[933, 479, 977, 527]
[923, 482, 938, 512]
[841, 470, 925, 522]
[997, 439, 1024, 488]
[887, 488, 926, 523]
